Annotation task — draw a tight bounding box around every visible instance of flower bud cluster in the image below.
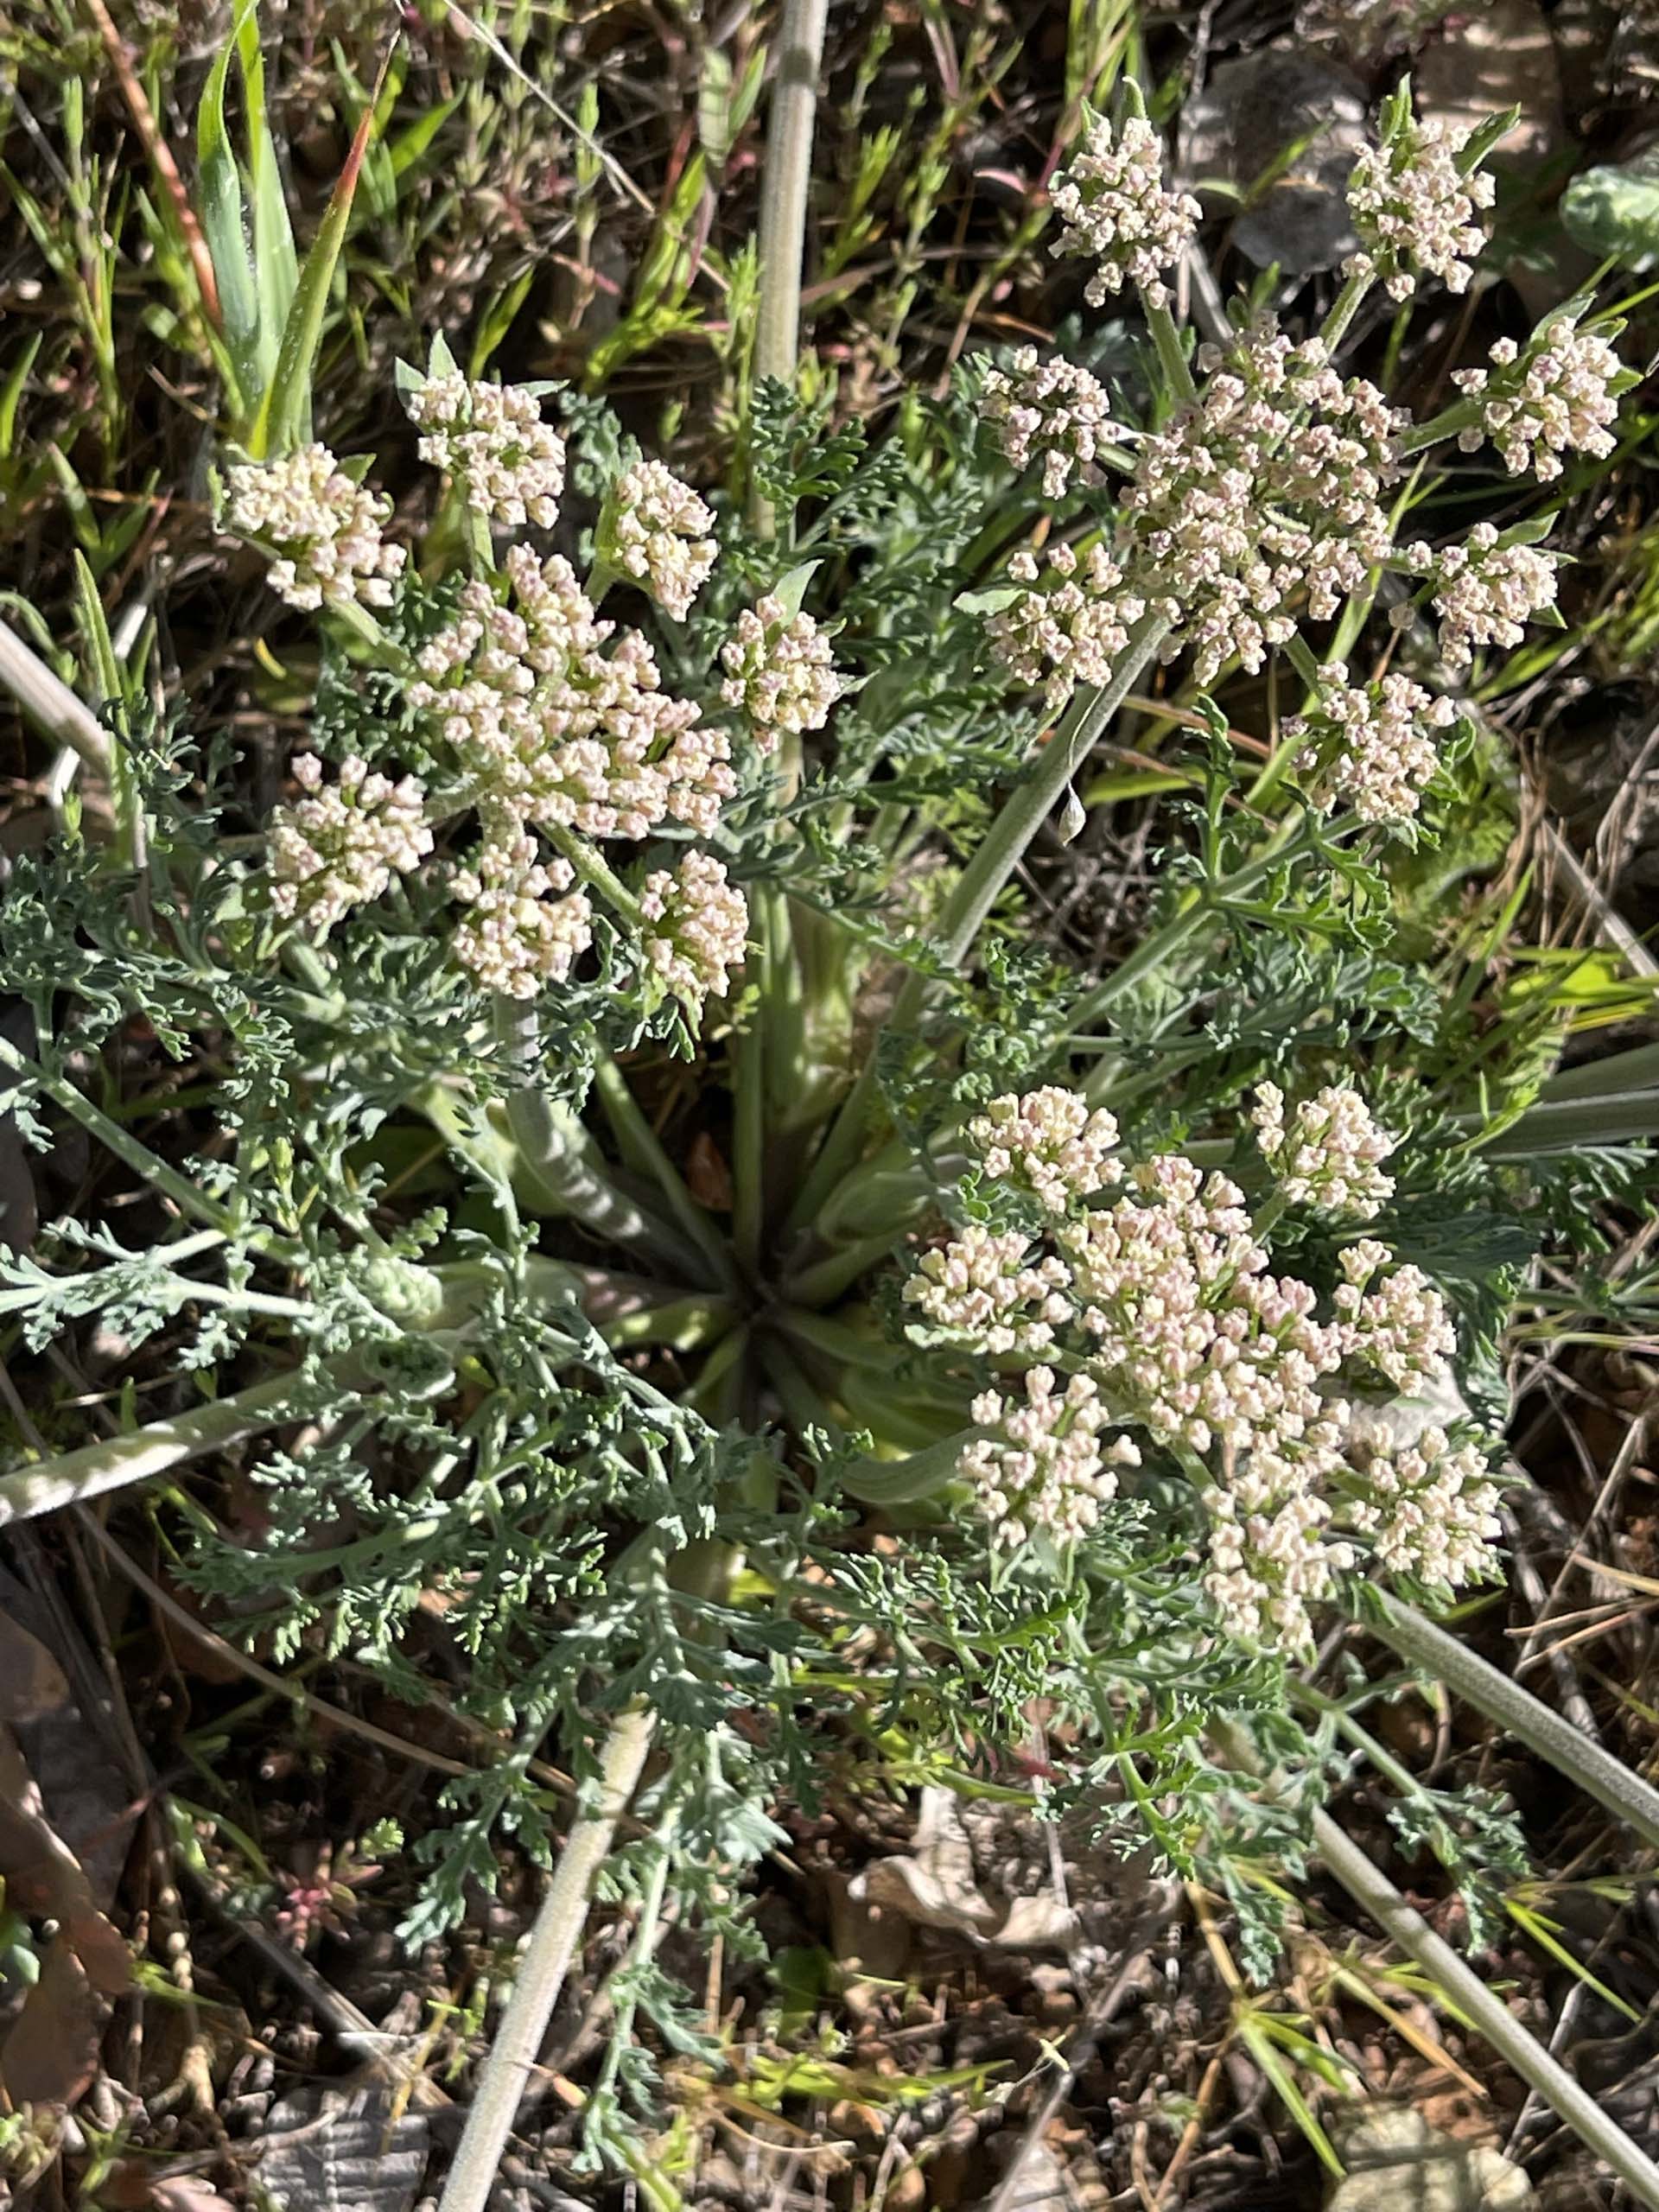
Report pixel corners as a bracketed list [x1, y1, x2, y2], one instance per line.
[904, 1224, 1072, 1356]
[1346, 1426, 1502, 1591]
[449, 839, 593, 1000]
[719, 596, 842, 753]
[1344, 111, 1494, 301]
[958, 1368, 1140, 1548]
[408, 543, 731, 843]
[1204, 1440, 1355, 1650]
[601, 459, 717, 620]
[1452, 323, 1622, 484]
[1288, 664, 1457, 825]
[1333, 1240, 1457, 1389]
[1118, 331, 1400, 684]
[1407, 523, 1560, 668]
[969, 1087, 1120, 1214]
[1251, 1082, 1397, 1219]
[223, 446, 405, 612]
[267, 753, 432, 936]
[909, 1086, 1473, 1651]
[987, 542, 1143, 708]
[1050, 112, 1200, 311]
[404, 373, 566, 528]
[639, 849, 749, 1009]
[982, 347, 1121, 499]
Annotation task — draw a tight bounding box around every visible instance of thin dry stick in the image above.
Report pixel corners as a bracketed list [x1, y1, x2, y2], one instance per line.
[437, 1706, 657, 2212]
[1313, 1808, 1659, 2210]
[0, 1370, 302, 1528]
[0, 619, 111, 772]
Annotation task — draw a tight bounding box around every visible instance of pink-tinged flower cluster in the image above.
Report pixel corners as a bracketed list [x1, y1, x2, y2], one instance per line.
[1346, 1426, 1502, 1591]
[1344, 111, 1494, 301]
[1252, 1083, 1397, 1220]
[988, 542, 1144, 709]
[982, 347, 1122, 499]
[969, 1087, 1120, 1215]
[903, 1224, 1072, 1356]
[1118, 331, 1401, 684]
[601, 459, 717, 620]
[904, 1085, 1478, 1649]
[1333, 1239, 1456, 1391]
[1060, 1158, 1348, 1461]
[223, 446, 405, 613]
[1050, 112, 1200, 312]
[404, 373, 566, 528]
[1288, 664, 1457, 825]
[448, 837, 593, 1000]
[957, 1367, 1140, 1549]
[267, 753, 432, 936]
[719, 595, 842, 753]
[1203, 1440, 1355, 1650]
[639, 850, 749, 1009]
[1407, 523, 1561, 668]
[1452, 323, 1622, 484]
[409, 543, 731, 842]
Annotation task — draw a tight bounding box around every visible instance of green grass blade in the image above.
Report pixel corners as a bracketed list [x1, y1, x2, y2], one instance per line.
[248, 89, 380, 458]
[195, 22, 258, 417]
[235, 0, 298, 389]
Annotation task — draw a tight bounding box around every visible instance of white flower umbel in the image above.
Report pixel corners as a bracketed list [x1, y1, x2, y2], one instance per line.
[1452, 322, 1623, 484]
[449, 837, 593, 1000]
[1347, 1426, 1503, 1592]
[969, 1086, 1120, 1215]
[982, 347, 1122, 499]
[639, 850, 749, 1009]
[1344, 105, 1495, 301]
[404, 373, 566, 529]
[903, 1224, 1073, 1356]
[1408, 523, 1561, 668]
[1252, 1082, 1398, 1220]
[719, 595, 842, 753]
[601, 459, 717, 620]
[224, 446, 405, 612]
[1117, 331, 1401, 685]
[408, 545, 730, 843]
[987, 542, 1144, 709]
[267, 753, 432, 936]
[1334, 1239, 1457, 1391]
[958, 1367, 1139, 1549]
[1288, 664, 1457, 826]
[1204, 1446, 1356, 1651]
[1050, 111, 1200, 311]
[1061, 1158, 1350, 1461]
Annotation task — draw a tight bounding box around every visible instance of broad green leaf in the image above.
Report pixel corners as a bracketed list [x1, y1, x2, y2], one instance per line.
[1561, 151, 1659, 268]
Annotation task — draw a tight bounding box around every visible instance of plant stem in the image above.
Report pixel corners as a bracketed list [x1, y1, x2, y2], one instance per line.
[1312, 1807, 1659, 2211]
[0, 618, 111, 772]
[0, 1032, 297, 1262]
[492, 1003, 714, 1282]
[1143, 296, 1195, 403]
[1319, 269, 1371, 353]
[593, 1057, 738, 1292]
[750, 0, 830, 527]
[793, 617, 1168, 1233]
[1374, 1599, 1659, 1853]
[437, 1705, 657, 2212]
[543, 822, 647, 931]
[0, 1370, 304, 1529]
[837, 1424, 982, 1505]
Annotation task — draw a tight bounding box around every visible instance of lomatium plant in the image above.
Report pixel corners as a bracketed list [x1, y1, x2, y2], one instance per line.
[4, 72, 1658, 2196]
